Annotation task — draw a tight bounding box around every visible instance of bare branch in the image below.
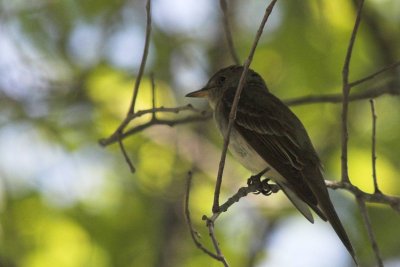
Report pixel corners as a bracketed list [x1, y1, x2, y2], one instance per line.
[341, 0, 365, 183]
[118, 138, 136, 173]
[350, 60, 400, 88]
[99, 0, 154, 156]
[219, 183, 280, 213]
[369, 99, 381, 194]
[219, 170, 279, 213]
[325, 180, 400, 213]
[120, 114, 212, 138]
[219, 0, 240, 65]
[203, 216, 229, 267]
[128, 0, 152, 115]
[151, 73, 156, 120]
[356, 197, 384, 267]
[125, 104, 206, 121]
[284, 85, 398, 106]
[213, 0, 279, 213]
[184, 171, 223, 260]
[99, 112, 212, 147]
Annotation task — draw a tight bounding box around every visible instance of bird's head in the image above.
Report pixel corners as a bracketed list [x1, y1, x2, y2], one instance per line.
[185, 65, 266, 109]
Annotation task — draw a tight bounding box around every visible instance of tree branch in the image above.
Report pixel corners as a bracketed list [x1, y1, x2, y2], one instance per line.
[118, 138, 135, 173]
[99, 111, 212, 147]
[356, 197, 384, 267]
[369, 99, 381, 194]
[219, 0, 240, 65]
[203, 216, 229, 267]
[350, 60, 400, 88]
[151, 72, 156, 119]
[184, 171, 224, 261]
[213, 0, 278, 213]
[285, 85, 398, 106]
[128, 0, 152, 115]
[325, 180, 400, 213]
[341, 0, 365, 183]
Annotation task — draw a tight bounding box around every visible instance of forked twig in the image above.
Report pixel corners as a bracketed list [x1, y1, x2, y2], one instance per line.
[99, 0, 152, 169]
[326, 180, 400, 213]
[100, 112, 212, 147]
[184, 172, 229, 266]
[185, 169, 280, 267]
[203, 216, 229, 267]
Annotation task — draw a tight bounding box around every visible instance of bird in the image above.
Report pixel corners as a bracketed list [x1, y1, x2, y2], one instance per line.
[186, 65, 356, 261]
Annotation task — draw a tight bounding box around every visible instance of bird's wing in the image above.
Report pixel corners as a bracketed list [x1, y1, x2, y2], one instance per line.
[221, 85, 322, 209]
[221, 85, 355, 259]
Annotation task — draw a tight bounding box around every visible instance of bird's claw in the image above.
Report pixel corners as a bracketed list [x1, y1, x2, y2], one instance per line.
[247, 167, 274, 196]
[254, 178, 273, 196]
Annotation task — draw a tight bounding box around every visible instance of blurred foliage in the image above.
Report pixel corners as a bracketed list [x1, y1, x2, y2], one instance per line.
[1, 0, 400, 267]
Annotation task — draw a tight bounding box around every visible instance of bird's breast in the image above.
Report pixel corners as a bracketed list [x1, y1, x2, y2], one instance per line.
[213, 104, 273, 175]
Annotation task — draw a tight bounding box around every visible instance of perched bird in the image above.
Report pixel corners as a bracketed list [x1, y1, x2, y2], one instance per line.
[186, 65, 356, 261]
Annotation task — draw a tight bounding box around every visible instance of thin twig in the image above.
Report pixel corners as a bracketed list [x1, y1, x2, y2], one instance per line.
[128, 0, 152, 115]
[118, 138, 136, 173]
[151, 73, 156, 120]
[204, 216, 229, 267]
[126, 104, 206, 121]
[100, 83, 397, 148]
[213, 0, 279, 213]
[219, 183, 280, 213]
[99, 0, 153, 150]
[325, 180, 400, 213]
[356, 197, 384, 267]
[284, 85, 398, 106]
[219, 0, 240, 65]
[99, 113, 212, 147]
[184, 171, 223, 260]
[369, 99, 381, 194]
[350, 60, 400, 88]
[341, 0, 364, 183]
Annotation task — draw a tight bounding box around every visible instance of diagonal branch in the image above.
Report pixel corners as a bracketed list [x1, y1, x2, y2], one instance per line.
[350, 60, 400, 88]
[213, 0, 279, 213]
[203, 216, 229, 267]
[356, 197, 384, 267]
[118, 138, 135, 173]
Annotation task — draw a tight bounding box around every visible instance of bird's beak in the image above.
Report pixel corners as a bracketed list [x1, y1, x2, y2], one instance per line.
[185, 86, 209, 98]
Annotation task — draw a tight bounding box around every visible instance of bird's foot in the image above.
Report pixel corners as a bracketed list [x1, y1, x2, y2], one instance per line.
[247, 167, 274, 196]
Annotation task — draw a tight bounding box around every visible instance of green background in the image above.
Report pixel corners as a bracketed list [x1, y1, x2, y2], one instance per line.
[1, 0, 399, 266]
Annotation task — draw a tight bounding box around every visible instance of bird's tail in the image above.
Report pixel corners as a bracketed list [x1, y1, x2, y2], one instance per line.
[307, 167, 357, 264]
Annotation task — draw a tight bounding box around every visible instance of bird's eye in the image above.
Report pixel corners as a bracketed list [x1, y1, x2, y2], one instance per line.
[217, 76, 226, 86]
